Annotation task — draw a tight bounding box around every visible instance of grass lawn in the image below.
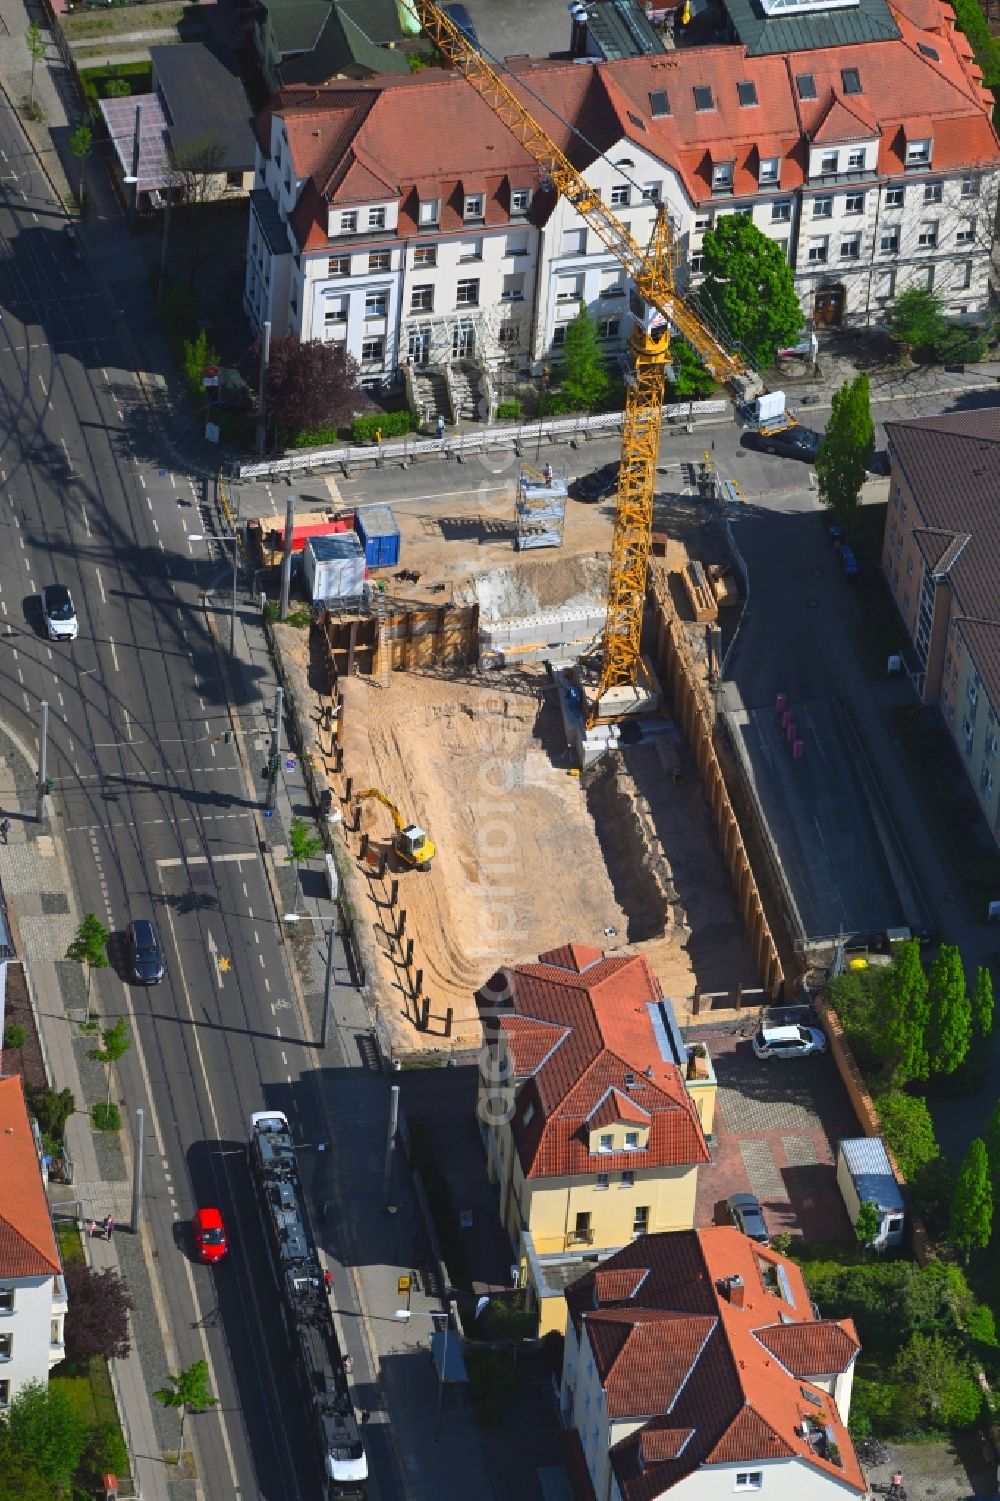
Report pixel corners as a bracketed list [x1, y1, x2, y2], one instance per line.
[51, 1355, 119, 1432]
[56, 1219, 85, 1266]
[79, 60, 152, 99]
[61, 2, 187, 40]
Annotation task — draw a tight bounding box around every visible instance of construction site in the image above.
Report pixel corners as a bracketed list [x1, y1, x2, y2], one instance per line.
[266, 459, 784, 1057]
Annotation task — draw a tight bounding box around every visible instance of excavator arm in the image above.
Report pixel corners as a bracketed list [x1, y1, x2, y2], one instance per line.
[402, 0, 751, 710]
[355, 787, 405, 833]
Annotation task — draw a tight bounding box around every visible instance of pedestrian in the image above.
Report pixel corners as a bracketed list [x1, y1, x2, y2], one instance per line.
[543, 462, 553, 484]
[436, 415, 445, 441]
[87, 1218, 96, 1239]
[888, 1473, 905, 1500]
[324, 1269, 333, 1293]
[360, 1409, 370, 1427]
[104, 1215, 114, 1242]
[0, 818, 10, 843]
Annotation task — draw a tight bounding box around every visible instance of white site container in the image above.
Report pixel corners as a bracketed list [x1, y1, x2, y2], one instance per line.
[303, 531, 365, 603]
[836, 1137, 905, 1248]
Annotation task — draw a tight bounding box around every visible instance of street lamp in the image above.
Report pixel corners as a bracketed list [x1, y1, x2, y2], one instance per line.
[283, 913, 336, 1049]
[188, 531, 238, 657]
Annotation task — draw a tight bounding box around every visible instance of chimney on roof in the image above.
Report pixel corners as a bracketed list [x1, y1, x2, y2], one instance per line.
[568, 0, 589, 57]
[724, 1274, 745, 1308]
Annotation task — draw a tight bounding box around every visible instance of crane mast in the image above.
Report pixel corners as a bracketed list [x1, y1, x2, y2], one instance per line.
[405, 0, 752, 713]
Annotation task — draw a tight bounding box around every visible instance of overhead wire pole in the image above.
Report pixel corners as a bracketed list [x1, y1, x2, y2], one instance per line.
[35, 699, 48, 822]
[255, 320, 272, 457]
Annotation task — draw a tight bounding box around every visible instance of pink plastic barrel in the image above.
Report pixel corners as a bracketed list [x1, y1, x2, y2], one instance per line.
[793, 739, 805, 760]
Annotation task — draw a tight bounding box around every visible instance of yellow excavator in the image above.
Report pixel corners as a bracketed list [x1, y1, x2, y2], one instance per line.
[355, 788, 436, 871]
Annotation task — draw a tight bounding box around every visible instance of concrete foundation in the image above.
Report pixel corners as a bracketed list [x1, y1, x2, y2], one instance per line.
[479, 604, 606, 668]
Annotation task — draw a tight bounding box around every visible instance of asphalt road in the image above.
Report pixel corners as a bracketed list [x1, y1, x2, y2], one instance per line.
[0, 95, 352, 1501]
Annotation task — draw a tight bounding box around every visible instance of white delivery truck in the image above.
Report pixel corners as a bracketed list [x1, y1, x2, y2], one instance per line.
[836, 1137, 905, 1248]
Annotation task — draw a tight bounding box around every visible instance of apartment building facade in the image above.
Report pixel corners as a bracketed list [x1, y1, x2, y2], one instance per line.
[0, 1076, 68, 1407]
[244, 0, 999, 387]
[882, 409, 1000, 844]
[475, 945, 715, 1334]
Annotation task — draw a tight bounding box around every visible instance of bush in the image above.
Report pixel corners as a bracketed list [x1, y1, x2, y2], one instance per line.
[293, 424, 343, 448]
[537, 390, 575, 417]
[105, 77, 131, 97]
[892, 1333, 983, 1431]
[25, 1085, 75, 1145]
[90, 1101, 121, 1132]
[78, 1424, 128, 1489]
[849, 1375, 899, 1437]
[495, 398, 521, 421]
[351, 410, 417, 443]
[3, 1024, 26, 1048]
[874, 1089, 940, 1181]
[181, 330, 220, 406]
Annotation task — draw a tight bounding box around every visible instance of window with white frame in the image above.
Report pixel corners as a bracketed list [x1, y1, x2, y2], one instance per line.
[557, 273, 583, 302]
[419, 198, 439, 225]
[624, 1130, 640, 1149]
[813, 196, 832, 218]
[924, 181, 943, 204]
[885, 187, 905, 209]
[847, 148, 866, 169]
[917, 221, 938, 248]
[410, 285, 434, 313]
[807, 237, 828, 263]
[906, 137, 932, 166]
[368, 251, 390, 272]
[498, 324, 518, 346]
[365, 290, 387, 318]
[456, 278, 479, 306]
[712, 161, 734, 192]
[599, 1132, 614, 1151]
[610, 183, 630, 207]
[361, 336, 384, 364]
[368, 207, 386, 230]
[464, 193, 485, 220]
[758, 156, 780, 185]
[598, 317, 620, 339]
[771, 198, 791, 222]
[601, 273, 624, 298]
[328, 255, 350, 276]
[695, 213, 712, 231]
[0, 1291, 15, 1314]
[731, 206, 752, 218]
[0, 1380, 8, 1408]
[956, 219, 976, 245]
[50, 1319, 62, 1346]
[413, 245, 437, 267]
[690, 253, 704, 274]
[596, 1172, 610, 1190]
[957, 259, 973, 289]
[0, 1333, 11, 1360]
[961, 172, 981, 197]
[339, 210, 358, 233]
[844, 192, 865, 214]
[735, 1476, 763, 1493]
[506, 231, 529, 256]
[511, 187, 531, 215]
[642, 181, 662, 203]
[820, 151, 839, 175]
[881, 227, 900, 253]
[840, 232, 862, 259]
[633, 1205, 649, 1234]
[324, 295, 348, 324]
[562, 227, 586, 255]
[502, 272, 524, 301]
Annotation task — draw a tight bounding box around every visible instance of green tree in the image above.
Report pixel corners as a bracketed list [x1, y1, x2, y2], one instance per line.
[890, 287, 945, 354]
[875, 939, 929, 1084]
[65, 913, 109, 1024]
[950, 1138, 993, 1262]
[875, 1090, 939, 1179]
[181, 328, 221, 405]
[559, 308, 610, 411]
[667, 338, 715, 400]
[985, 1097, 1000, 1197]
[5, 1379, 88, 1489]
[286, 816, 323, 914]
[68, 123, 92, 213]
[854, 1199, 882, 1249]
[25, 22, 45, 112]
[892, 1332, 983, 1429]
[155, 1359, 218, 1459]
[971, 964, 995, 1051]
[925, 943, 971, 1074]
[815, 373, 873, 533]
[698, 213, 802, 370]
[0, 1432, 52, 1501]
[88, 1016, 130, 1111]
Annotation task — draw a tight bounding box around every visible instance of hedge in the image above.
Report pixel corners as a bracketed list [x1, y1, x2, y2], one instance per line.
[496, 398, 521, 420]
[352, 410, 418, 443]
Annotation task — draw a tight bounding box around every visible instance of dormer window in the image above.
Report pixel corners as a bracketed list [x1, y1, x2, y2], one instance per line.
[340, 211, 358, 233]
[368, 207, 386, 230]
[625, 1130, 640, 1149]
[759, 157, 780, 186]
[712, 161, 734, 194]
[600, 1132, 614, 1152]
[820, 151, 838, 175]
[464, 193, 485, 221]
[511, 188, 531, 215]
[906, 137, 932, 168]
[419, 198, 439, 226]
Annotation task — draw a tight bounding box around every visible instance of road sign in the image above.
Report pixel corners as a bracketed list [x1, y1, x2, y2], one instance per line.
[285, 756, 297, 771]
[262, 809, 274, 819]
[203, 366, 220, 388]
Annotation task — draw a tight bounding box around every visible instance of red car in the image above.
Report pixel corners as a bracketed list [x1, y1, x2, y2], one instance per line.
[192, 1207, 228, 1264]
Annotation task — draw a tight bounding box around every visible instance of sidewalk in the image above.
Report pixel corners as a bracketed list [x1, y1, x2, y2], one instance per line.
[0, 739, 178, 1501]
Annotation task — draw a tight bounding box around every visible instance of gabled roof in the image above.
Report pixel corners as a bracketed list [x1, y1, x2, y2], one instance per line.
[810, 92, 879, 143]
[478, 949, 708, 1181]
[279, 2, 410, 85]
[0, 1076, 60, 1279]
[566, 1227, 865, 1501]
[151, 44, 254, 171]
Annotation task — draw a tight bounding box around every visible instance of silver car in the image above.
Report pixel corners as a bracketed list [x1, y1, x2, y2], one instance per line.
[41, 585, 79, 642]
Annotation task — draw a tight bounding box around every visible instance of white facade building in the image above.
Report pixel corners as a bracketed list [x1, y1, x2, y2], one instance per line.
[0, 1076, 68, 1408]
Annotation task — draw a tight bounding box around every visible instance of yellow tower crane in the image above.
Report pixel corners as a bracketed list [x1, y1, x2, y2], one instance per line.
[404, 1, 756, 721]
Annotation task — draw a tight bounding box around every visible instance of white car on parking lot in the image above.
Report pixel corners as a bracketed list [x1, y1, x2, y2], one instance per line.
[752, 1022, 827, 1060]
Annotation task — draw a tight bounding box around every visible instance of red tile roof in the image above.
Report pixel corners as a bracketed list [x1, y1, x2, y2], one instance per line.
[565, 1227, 865, 1501]
[263, 0, 998, 253]
[0, 1076, 61, 1278]
[478, 950, 708, 1180]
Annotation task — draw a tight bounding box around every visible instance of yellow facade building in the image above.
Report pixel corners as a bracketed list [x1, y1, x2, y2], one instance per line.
[476, 944, 717, 1333]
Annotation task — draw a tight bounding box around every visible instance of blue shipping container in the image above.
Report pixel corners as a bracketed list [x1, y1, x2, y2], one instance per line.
[354, 504, 401, 569]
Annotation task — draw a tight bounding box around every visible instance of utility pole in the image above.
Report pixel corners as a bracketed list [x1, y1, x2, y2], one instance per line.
[255, 319, 272, 457]
[279, 493, 296, 621]
[229, 534, 238, 657]
[128, 101, 142, 231]
[35, 699, 48, 822]
[267, 685, 283, 812]
[382, 1083, 400, 1211]
[131, 1107, 145, 1233]
[321, 926, 335, 1050]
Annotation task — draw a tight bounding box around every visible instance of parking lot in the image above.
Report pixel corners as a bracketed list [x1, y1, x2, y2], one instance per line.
[693, 1023, 858, 1244]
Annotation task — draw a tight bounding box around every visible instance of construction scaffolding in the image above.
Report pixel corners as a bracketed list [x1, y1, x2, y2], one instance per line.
[514, 468, 567, 551]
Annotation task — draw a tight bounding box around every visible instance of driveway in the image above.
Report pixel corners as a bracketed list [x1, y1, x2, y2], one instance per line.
[692, 1023, 857, 1244]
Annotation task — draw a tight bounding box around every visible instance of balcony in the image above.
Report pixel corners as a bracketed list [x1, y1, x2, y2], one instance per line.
[565, 1227, 595, 1249]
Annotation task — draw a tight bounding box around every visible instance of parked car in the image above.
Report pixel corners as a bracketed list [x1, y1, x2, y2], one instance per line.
[726, 1192, 770, 1244]
[192, 1207, 228, 1264]
[752, 1022, 827, 1060]
[742, 425, 821, 462]
[127, 919, 164, 985]
[570, 462, 620, 503]
[40, 584, 79, 642]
